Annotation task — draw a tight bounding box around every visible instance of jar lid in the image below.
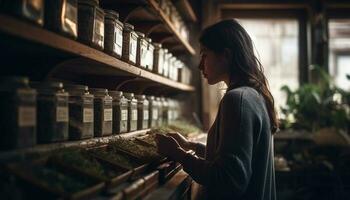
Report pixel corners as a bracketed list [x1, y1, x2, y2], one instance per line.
[109, 90, 123, 97]
[136, 31, 145, 38]
[153, 43, 162, 48]
[145, 38, 152, 43]
[123, 92, 134, 99]
[78, 0, 99, 6]
[135, 95, 146, 100]
[90, 88, 108, 96]
[30, 81, 64, 91]
[155, 97, 161, 101]
[146, 95, 155, 100]
[104, 9, 119, 20]
[0, 76, 30, 90]
[124, 23, 134, 30]
[163, 48, 168, 53]
[64, 84, 89, 91]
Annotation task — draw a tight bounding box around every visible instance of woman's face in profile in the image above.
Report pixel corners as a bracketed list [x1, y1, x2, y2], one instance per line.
[199, 46, 230, 85]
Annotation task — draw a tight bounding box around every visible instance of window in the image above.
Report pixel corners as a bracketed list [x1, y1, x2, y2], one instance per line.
[328, 19, 350, 91]
[237, 19, 300, 114]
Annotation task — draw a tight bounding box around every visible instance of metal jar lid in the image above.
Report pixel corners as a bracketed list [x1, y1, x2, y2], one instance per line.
[104, 9, 119, 20]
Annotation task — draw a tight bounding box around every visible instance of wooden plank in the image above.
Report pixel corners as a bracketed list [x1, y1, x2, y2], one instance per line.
[0, 129, 151, 162]
[144, 170, 192, 200]
[0, 14, 194, 92]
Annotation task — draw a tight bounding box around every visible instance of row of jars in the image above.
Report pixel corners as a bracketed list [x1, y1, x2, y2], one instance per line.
[0, 0, 191, 83]
[0, 77, 181, 150]
[157, 0, 190, 42]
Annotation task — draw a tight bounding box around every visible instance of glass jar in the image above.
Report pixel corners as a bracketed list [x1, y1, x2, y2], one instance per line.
[31, 81, 69, 143]
[169, 55, 176, 80]
[109, 91, 128, 134]
[0, 77, 36, 150]
[124, 93, 137, 132]
[163, 50, 170, 78]
[136, 31, 148, 68]
[135, 95, 149, 130]
[2, 0, 44, 26]
[156, 97, 163, 126]
[146, 38, 154, 71]
[77, 0, 104, 50]
[104, 9, 123, 58]
[65, 84, 94, 140]
[161, 97, 169, 125]
[90, 88, 113, 137]
[122, 23, 138, 65]
[153, 43, 164, 75]
[44, 0, 78, 38]
[146, 96, 158, 128]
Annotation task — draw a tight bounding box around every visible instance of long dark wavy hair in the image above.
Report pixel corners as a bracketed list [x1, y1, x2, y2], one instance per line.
[200, 19, 279, 133]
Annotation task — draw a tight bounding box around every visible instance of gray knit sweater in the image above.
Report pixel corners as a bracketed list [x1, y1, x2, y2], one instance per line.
[177, 86, 276, 200]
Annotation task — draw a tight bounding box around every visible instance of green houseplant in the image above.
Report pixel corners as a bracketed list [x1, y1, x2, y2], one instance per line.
[280, 66, 349, 134]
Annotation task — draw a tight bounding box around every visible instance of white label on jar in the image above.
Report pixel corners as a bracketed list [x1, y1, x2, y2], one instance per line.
[18, 106, 36, 127]
[121, 109, 128, 121]
[132, 109, 138, 121]
[56, 106, 69, 122]
[153, 109, 158, 120]
[104, 108, 113, 122]
[116, 27, 123, 55]
[64, 2, 77, 36]
[94, 18, 104, 47]
[144, 110, 149, 120]
[83, 108, 94, 123]
[129, 36, 137, 62]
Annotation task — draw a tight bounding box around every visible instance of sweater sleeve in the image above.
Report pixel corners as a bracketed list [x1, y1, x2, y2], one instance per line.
[175, 90, 256, 197]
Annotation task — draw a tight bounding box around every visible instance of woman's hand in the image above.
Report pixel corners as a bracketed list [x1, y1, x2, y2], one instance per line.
[155, 134, 181, 158]
[167, 132, 191, 150]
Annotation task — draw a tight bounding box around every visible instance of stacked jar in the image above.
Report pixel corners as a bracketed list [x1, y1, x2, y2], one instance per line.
[156, 97, 163, 126]
[146, 38, 154, 71]
[104, 9, 123, 58]
[136, 31, 148, 69]
[147, 96, 158, 128]
[163, 50, 170, 78]
[90, 88, 113, 137]
[124, 93, 138, 132]
[122, 23, 138, 65]
[0, 77, 37, 150]
[161, 97, 169, 125]
[65, 84, 94, 140]
[44, 0, 78, 38]
[31, 81, 69, 143]
[1, 0, 44, 26]
[77, 0, 105, 50]
[153, 43, 164, 75]
[135, 95, 149, 130]
[109, 91, 128, 134]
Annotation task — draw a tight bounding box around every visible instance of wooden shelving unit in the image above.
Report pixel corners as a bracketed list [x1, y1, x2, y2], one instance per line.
[0, 14, 195, 92]
[173, 0, 198, 22]
[148, 0, 196, 55]
[0, 129, 151, 162]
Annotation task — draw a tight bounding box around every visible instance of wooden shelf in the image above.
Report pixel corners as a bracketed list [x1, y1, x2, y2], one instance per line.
[0, 14, 195, 92]
[147, 0, 196, 55]
[0, 129, 151, 162]
[173, 0, 198, 22]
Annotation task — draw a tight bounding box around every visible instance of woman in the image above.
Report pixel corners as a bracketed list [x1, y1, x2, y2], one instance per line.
[156, 19, 278, 200]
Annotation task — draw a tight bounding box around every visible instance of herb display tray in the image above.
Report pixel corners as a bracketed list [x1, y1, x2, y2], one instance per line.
[109, 138, 164, 164]
[5, 159, 105, 199]
[88, 145, 150, 179]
